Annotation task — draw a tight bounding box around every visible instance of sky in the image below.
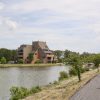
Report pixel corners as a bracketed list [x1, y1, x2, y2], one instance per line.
[0, 0, 100, 53]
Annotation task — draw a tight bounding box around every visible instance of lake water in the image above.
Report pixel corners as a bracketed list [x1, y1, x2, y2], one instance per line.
[0, 65, 69, 100]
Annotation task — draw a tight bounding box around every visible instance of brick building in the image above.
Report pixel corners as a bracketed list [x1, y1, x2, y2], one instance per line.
[17, 41, 57, 63]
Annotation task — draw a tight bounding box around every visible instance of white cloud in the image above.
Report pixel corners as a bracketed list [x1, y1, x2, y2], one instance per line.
[4, 18, 17, 30]
[0, 16, 18, 35]
[8, 0, 100, 17]
[0, 2, 5, 10]
[0, 0, 100, 52]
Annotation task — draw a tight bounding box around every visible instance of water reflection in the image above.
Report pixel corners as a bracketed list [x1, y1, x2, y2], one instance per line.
[0, 66, 69, 100]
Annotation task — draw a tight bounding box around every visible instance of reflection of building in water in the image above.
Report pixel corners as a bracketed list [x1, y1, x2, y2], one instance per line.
[17, 41, 57, 63]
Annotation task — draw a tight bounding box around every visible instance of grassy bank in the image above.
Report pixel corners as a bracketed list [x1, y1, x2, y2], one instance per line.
[23, 69, 98, 100]
[0, 63, 63, 68]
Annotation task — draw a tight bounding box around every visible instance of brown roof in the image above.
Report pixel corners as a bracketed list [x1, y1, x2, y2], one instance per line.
[38, 41, 49, 49]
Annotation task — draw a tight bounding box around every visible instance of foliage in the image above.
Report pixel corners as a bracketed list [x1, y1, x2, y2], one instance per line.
[1, 57, 6, 64]
[66, 53, 82, 81]
[64, 50, 71, 59]
[28, 53, 34, 62]
[69, 67, 77, 76]
[59, 71, 68, 81]
[30, 86, 41, 94]
[80, 67, 89, 73]
[0, 48, 17, 62]
[53, 81, 59, 85]
[35, 59, 42, 64]
[18, 59, 24, 64]
[54, 50, 64, 63]
[80, 53, 96, 63]
[10, 86, 41, 100]
[93, 54, 100, 71]
[10, 87, 30, 100]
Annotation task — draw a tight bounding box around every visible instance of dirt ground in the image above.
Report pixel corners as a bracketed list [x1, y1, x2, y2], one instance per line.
[23, 70, 98, 100]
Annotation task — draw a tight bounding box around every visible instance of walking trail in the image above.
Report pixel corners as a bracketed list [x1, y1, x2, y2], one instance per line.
[70, 74, 100, 100]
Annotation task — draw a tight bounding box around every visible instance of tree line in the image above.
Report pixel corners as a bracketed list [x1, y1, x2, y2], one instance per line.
[54, 50, 100, 81]
[0, 48, 17, 63]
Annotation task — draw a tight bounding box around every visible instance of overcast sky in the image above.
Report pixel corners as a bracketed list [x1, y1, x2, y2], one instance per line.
[0, 0, 100, 53]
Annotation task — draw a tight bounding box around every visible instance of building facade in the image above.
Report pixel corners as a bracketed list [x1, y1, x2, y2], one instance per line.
[17, 41, 57, 63]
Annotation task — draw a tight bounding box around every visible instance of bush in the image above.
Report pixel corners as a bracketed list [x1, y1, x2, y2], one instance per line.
[10, 87, 30, 100]
[80, 67, 86, 73]
[30, 86, 41, 94]
[80, 67, 89, 73]
[1, 57, 6, 64]
[18, 59, 24, 64]
[53, 81, 59, 85]
[59, 71, 68, 81]
[69, 67, 77, 76]
[10, 86, 41, 100]
[35, 59, 42, 64]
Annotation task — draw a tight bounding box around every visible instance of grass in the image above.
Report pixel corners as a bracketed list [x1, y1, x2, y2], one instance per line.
[0, 63, 63, 68]
[59, 71, 69, 81]
[22, 69, 98, 100]
[10, 86, 41, 100]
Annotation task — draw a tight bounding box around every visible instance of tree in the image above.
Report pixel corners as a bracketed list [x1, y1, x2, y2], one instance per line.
[0, 48, 17, 62]
[64, 50, 71, 58]
[1, 57, 7, 64]
[54, 50, 63, 63]
[11, 50, 17, 61]
[28, 53, 34, 62]
[93, 54, 100, 72]
[66, 53, 82, 81]
[80, 52, 96, 63]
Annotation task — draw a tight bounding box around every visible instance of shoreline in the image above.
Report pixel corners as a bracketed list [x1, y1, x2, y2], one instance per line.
[23, 69, 98, 100]
[0, 63, 63, 68]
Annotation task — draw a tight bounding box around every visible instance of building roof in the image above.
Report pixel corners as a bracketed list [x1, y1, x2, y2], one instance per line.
[38, 41, 49, 50]
[18, 44, 32, 51]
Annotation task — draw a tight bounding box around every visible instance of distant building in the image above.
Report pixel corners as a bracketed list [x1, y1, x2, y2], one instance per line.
[17, 41, 57, 63]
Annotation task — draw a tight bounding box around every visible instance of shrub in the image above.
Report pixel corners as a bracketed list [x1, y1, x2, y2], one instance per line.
[80, 67, 89, 73]
[1, 57, 6, 64]
[59, 71, 68, 81]
[28, 53, 34, 62]
[35, 59, 42, 64]
[10, 87, 30, 100]
[10, 86, 41, 100]
[80, 67, 86, 73]
[18, 59, 24, 64]
[53, 81, 59, 85]
[69, 67, 77, 76]
[30, 86, 41, 94]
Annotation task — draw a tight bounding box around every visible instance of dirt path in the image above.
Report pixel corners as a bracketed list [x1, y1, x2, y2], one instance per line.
[23, 70, 97, 100]
[70, 74, 100, 100]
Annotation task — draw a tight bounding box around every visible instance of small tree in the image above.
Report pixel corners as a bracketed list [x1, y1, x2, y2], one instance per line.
[93, 55, 100, 72]
[18, 59, 24, 64]
[1, 57, 6, 64]
[66, 53, 82, 82]
[28, 53, 34, 62]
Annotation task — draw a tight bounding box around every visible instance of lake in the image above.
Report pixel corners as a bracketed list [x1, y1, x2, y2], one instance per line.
[0, 65, 69, 100]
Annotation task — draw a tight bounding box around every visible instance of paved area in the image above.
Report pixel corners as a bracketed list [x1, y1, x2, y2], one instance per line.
[70, 74, 100, 100]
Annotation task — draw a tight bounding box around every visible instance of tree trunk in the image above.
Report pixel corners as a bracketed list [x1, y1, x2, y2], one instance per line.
[76, 66, 81, 82]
